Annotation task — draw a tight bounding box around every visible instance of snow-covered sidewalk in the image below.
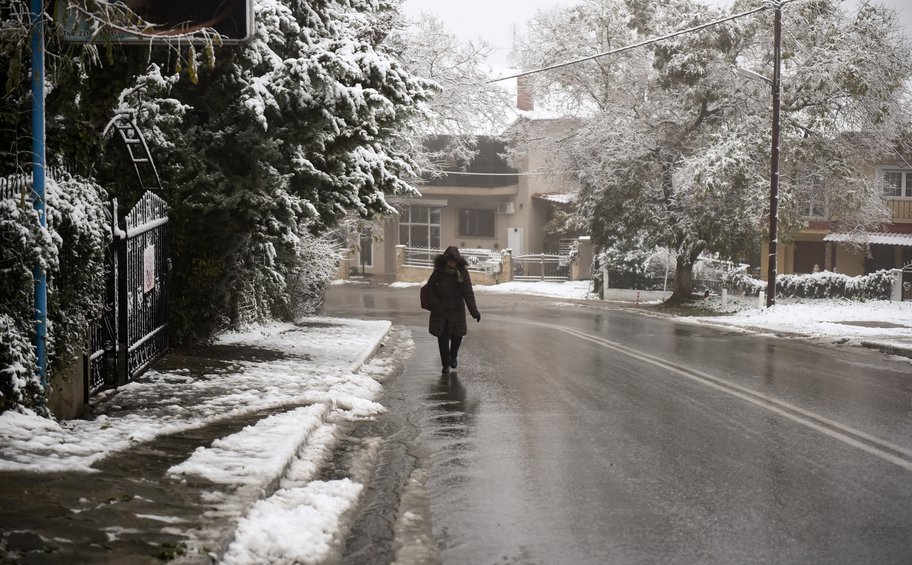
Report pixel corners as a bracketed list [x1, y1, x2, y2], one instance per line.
[689, 299, 912, 355]
[0, 317, 391, 472]
[0, 317, 406, 564]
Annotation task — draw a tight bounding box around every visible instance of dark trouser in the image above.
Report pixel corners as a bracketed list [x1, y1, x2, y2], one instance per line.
[437, 320, 463, 368]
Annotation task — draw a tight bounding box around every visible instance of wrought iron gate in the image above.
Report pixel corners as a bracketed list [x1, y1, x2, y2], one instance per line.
[116, 192, 169, 384]
[512, 253, 570, 282]
[84, 192, 169, 397]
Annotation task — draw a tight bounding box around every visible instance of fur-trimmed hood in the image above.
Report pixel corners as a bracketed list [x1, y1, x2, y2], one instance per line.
[434, 246, 468, 269]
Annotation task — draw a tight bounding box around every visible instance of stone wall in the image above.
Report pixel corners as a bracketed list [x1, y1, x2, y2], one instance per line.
[50, 333, 87, 419]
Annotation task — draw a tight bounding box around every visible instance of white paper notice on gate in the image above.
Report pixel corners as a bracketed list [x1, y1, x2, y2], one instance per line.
[143, 245, 156, 293]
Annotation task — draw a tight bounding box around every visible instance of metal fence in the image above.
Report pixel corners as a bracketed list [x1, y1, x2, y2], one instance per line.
[1, 167, 70, 200]
[404, 247, 500, 272]
[513, 254, 569, 281]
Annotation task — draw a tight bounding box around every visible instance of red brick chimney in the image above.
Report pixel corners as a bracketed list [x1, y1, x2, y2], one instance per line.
[516, 76, 534, 112]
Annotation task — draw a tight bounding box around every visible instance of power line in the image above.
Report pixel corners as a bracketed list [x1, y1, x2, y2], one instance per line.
[427, 170, 576, 177]
[490, 0, 799, 83]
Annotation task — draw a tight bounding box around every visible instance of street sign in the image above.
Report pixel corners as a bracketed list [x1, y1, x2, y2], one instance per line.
[61, 0, 255, 44]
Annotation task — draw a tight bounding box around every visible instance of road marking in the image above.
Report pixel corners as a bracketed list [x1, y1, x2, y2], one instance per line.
[522, 318, 912, 472]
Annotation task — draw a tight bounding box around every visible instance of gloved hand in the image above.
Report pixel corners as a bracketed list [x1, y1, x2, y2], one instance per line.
[474, 314, 481, 322]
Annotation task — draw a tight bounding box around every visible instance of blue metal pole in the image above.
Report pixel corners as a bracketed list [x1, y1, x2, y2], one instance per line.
[31, 0, 48, 387]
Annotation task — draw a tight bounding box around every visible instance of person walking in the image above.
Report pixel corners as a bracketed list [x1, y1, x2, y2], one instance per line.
[426, 246, 481, 374]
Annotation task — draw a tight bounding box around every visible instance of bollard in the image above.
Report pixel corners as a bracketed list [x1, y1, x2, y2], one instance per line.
[759, 290, 766, 309]
[722, 288, 728, 309]
[636, 291, 640, 307]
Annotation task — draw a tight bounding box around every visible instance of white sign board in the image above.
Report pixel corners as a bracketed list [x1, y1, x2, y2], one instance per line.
[143, 245, 156, 293]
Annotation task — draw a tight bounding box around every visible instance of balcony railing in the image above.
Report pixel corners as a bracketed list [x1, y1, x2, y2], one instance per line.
[887, 198, 912, 221]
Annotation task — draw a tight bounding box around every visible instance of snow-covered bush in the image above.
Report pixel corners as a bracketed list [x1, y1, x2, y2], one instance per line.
[46, 175, 110, 364]
[722, 270, 766, 296]
[227, 230, 341, 328]
[599, 239, 660, 290]
[283, 232, 342, 321]
[0, 173, 107, 414]
[0, 314, 45, 415]
[723, 269, 894, 300]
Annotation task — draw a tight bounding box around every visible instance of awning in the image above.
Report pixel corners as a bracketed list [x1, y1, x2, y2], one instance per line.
[532, 192, 576, 205]
[823, 232, 912, 247]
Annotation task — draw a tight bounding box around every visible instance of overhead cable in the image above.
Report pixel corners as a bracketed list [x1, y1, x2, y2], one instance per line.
[490, 0, 803, 83]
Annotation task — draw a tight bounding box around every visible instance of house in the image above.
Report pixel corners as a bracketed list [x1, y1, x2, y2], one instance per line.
[759, 155, 912, 278]
[350, 114, 583, 279]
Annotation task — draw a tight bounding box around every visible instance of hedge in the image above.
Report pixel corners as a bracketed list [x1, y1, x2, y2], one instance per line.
[722, 269, 895, 300]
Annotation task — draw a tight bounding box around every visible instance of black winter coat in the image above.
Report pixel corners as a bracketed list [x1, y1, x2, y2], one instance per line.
[427, 255, 480, 337]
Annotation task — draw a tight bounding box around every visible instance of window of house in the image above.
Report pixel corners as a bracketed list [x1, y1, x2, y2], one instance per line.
[801, 177, 827, 218]
[880, 169, 912, 198]
[459, 209, 495, 237]
[399, 205, 441, 249]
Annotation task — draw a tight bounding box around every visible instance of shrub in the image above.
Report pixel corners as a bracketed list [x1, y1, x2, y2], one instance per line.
[722, 269, 895, 300]
[0, 173, 108, 414]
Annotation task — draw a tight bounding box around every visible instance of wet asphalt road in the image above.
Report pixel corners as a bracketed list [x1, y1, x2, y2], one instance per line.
[323, 283, 912, 565]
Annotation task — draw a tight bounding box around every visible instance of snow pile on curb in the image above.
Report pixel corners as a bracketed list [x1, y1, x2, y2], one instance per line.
[168, 404, 329, 484]
[222, 479, 362, 565]
[0, 317, 391, 472]
[691, 300, 912, 343]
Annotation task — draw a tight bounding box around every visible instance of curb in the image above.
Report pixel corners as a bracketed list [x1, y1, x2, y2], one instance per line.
[350, 320, 393, 373]
[859, 341, 912, 360]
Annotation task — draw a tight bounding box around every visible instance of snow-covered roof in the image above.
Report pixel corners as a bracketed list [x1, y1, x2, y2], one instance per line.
[823, 232, 912, 247]
[532, 192, 576, 205]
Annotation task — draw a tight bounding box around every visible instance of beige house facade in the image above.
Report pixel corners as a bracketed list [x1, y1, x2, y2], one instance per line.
[351, 132, 581, 279]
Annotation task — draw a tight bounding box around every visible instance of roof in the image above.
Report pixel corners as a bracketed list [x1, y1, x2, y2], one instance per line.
[823, 232, 912, 247]
[532, 192, 576, 205]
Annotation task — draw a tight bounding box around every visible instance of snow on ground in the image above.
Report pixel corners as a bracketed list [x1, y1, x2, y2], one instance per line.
[389, 281, 420, 288]
[222, 479, 362, 565]
[473, 280, 595, 300]
[690, 299, 912, 345]
[168, 405, 330, 484]
[0, 317, 391, 473]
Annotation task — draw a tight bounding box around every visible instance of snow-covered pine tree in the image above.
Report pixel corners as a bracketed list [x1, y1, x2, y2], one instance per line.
[90, 0, 437, 337]
[2, 0, 435, 367]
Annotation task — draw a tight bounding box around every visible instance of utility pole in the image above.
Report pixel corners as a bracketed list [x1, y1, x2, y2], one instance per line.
[766, 2, 782, 308]
[30, 0, 48, 385]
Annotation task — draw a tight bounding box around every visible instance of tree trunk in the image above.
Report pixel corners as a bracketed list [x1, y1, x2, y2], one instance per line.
[669, 257, 695, 303]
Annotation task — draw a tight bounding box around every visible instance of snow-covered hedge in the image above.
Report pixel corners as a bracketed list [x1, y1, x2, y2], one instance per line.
[723, 269, 894, 300]
[228, 229, 342, 329]
[0, 174, 108, 415]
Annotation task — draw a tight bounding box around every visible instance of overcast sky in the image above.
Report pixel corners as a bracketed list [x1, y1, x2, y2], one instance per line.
[401, 0, 912, 69]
